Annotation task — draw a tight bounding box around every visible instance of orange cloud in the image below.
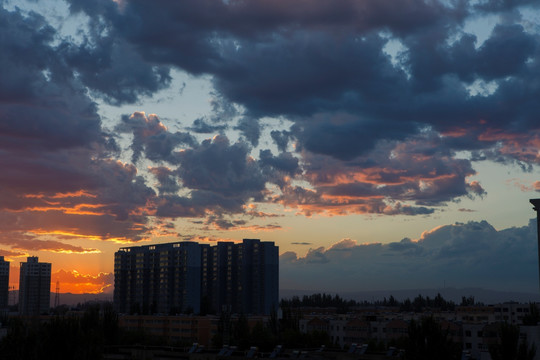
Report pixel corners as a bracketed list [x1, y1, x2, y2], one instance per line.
[183, 235, 239, 243]
[506, 179, 540, 193]
[29, 230, 141, 244]
[478, 129, 540, 163]
[0, 249, 27, 261]
[212, 223, 283, 232]
[52, 269, 113, 294]
[22, 203, 108, 216]
[441, 127, 468, 138]
[25, 190, 97, 200]
[0, 232, 100, 254]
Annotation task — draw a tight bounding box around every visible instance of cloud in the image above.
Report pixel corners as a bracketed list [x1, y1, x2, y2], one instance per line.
[0, 249, 27, 260]
[189, 118, 228, 134]
[328, 238, 358, 251]
[153, 135, 270, 218]
[116, 112, 196, 163]
[2, 0, 540, 261]
[5, 236, 100, 254]
[272, 132, 485, 215]
[507, 179, 540, 193]
[68, 0, 539, 172]
[52, 269, 113, 294]
[0, 7, 158, 247]
[235, 117, 261, 147]
[280, 219, 539, 292]
[201, 214, 283, 232]
[270, 130, 293, 152]
[149, 167, 181, 195]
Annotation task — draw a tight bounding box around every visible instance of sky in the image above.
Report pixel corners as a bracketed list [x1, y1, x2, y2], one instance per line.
[1, 0, 540, 296]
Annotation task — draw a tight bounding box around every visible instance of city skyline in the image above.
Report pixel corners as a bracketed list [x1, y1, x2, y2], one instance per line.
[1, 0, 540, 295]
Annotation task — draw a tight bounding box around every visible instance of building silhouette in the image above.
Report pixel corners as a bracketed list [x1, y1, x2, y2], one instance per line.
[114, 239, 278, 315]
[18, 256, 51, 315]
[530, 198, 540, 291]
[114, 241, 202, 314]
[0, 256, 9, 310]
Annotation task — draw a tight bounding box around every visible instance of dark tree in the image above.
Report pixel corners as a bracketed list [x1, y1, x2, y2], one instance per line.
[489, 322, 536, 360]
[405, 317, 461, 360]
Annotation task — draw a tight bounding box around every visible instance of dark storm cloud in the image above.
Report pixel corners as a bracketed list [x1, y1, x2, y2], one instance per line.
[270, 130, 293, 152]
[0, 6, 159, 243]
[259, 149, 301, 188]
[4, 0, 540, 231]
[298, 114, 417, 160]
[64, 0, 539, 147]
[149, 167, 180, 195]
[475, 0, 540, 12]
[0, 8, 102, 151]
[235, 117, 261, 147]
[116, 112, 196, 163]
[77, 0, 537, 191]
[176, 135, 265, 199]
[153, 135, 269, 218]
[281, 220, 539, 292]
[60, 37, 172, 105]
[189, 118, 228, 134]
[65, 0, 464, 74]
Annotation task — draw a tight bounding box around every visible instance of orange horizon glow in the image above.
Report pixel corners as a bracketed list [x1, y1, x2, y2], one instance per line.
[8, 267, 113, 294]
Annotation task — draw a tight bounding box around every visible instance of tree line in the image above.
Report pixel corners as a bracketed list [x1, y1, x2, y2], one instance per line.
[280, 292, 482, 312]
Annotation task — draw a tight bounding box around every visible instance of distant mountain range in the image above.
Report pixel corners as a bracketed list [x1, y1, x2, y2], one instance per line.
[7, 287, 540, 308]
[280, 287, 540, 305]
[8, 290, 113, 307]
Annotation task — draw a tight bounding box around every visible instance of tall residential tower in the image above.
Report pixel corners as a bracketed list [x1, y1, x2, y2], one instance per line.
[0, 256, 9, 310]
[19, 257, 51, 315]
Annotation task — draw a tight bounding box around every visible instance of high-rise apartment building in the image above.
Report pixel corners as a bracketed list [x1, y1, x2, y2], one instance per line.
[207, 239, 279, 314]
[239, 239, 279, 315]
[0, 256, 9, 310]
[19, 256, 51, 315]
[114, 242, 202, 315]
[114, 239, 278, 315]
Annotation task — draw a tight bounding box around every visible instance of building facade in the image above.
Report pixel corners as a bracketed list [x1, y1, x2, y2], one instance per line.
[114, 239, 278, 315]
[0, 256, 9, 310]
[114, 241, 202, 315]
[18, 256, 51, 315]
